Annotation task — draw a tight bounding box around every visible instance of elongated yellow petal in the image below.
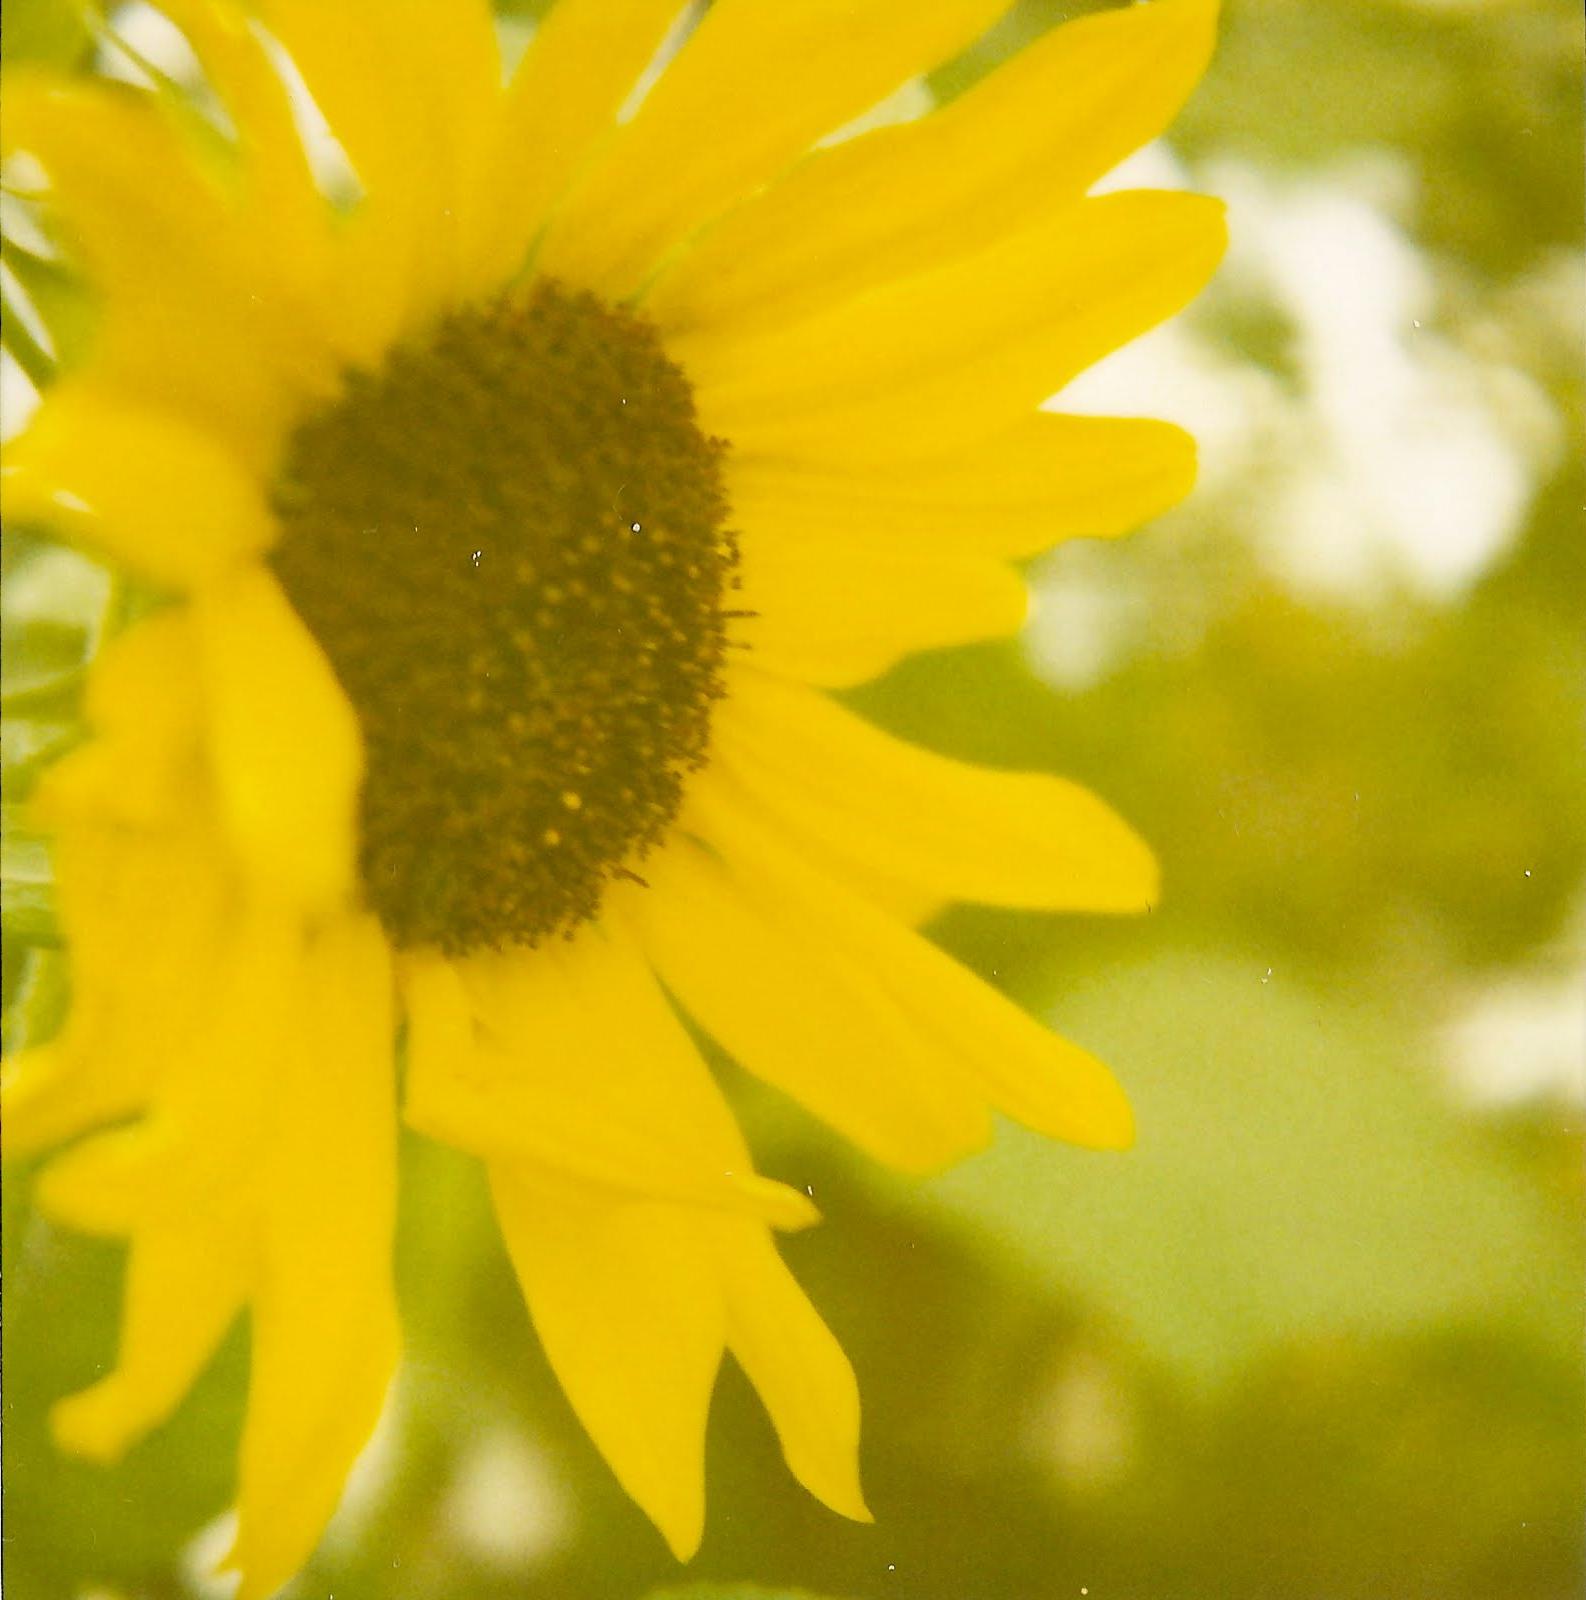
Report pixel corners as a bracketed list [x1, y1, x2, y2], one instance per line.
[694, 790, 1136, 1152]
[225, 914, 399, 1600]
[32, 609, 207, 836]
[40, 903, 295, 1472]
[465, 0, 689, 292]
[619, 827, 994, 1173]
[38, 907, 397, 1600]
[156, 0, 331, 280]
[716, 1219, 870, 1524]
[191, 566, 363, 911]
[7, 698, 228, 1159]
[738, 535, 1027, 687]
[0, 1045, 139, 1158]
[404, 932, 816, 1229]
[51, 1217, 250, 1462]
[688, 190, 1227, 464]
[726, 413, 1198, 560]
[3, 386, 273, 587]
[538, 0, 1010, 296]
[80, 607, 205, 753]
[34, 905, 293, 1235]
[650, 0, 1219, 339]
[3, 72, 330, 467]
[714, 670, 1159, 913]
[491, 1174, 724, 1559]
[257, 0, 500, 326]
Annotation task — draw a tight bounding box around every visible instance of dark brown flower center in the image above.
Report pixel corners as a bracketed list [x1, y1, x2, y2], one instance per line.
[268, 281, 737, 955]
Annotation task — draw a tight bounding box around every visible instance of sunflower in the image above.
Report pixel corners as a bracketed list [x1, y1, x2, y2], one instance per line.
[0, 0, 1223, 1592]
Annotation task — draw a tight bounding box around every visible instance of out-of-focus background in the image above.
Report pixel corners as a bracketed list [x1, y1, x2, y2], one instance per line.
[3, 1, 1582, 1597]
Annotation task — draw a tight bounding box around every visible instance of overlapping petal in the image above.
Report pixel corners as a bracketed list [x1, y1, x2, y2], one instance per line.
[225, 914, 399, 1600]
[491, 1174, 724, 1558]
[3, 385, 275, 587]
[680, 778, 1136, 1152]
[725, 412, 1199, 560]
[253, 0, 499, 325]
[620, 824, 995, 1174]
[686, 189, 1226, 463]
[650, 0, 1219, 340]
[537, 0, 1011, 296]
[403, 926, 815, 1228]
[155, 0, 333, 293]
[2, 615, 222, 1153]
[737, 536, 1027, 687]
[190, 566, 364, 911]
[410, 922, 854, 1555]
[715, 1216, 869, 1526]
[35, 908, 400, 1600]
[713, 669, 1159, 914]
[464, 0, 690, 292]
[2, 72, 334, 466]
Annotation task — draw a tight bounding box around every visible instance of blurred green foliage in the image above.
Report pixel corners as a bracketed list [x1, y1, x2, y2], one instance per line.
[0, 0, 92, 71]
[3, 1, 1582, 1598]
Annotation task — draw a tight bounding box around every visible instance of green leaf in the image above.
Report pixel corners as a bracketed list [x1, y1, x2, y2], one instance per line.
[904, 947, 1580, 1390]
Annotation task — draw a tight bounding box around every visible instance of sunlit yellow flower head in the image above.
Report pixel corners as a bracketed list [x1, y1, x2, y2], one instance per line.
[0, 0, 1222, 1593]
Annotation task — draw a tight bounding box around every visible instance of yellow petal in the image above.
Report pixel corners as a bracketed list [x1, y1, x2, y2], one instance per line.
[714, 669, 1159, 913]
[738, 535, 1027, 687]
[717, 1219, 870, 1523]
[5, 783, 230, 1158]
[491, 1172, 724, 1559]
[537, 0, 1010, 297]
[156, 0, 331, 282]
[33, 610, 209, 843]
[190, 566, 363, 910]
[52, 1216, 250, 1462]
[33, 904, 294, 1235]
[650, 0, 1220, 340]
[257, 0, 500, 325]
[30, 905, 397, 1599]
[2, 386, 274, 588]
[725, 413, 1198, 560]
[693, 789, 1136, 1152]
[404, 932, 817, 1229]
[0, 1045, 136, 1159]
[42, 905, 301, 1467]
[2, 72, 330, 467]
[81, 607, 205, 751]
[620, 827, 994, 1173]
[226, 913, 399, 1600]
[464, 0, 689, 293]
[688, 190, 1227, 464]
